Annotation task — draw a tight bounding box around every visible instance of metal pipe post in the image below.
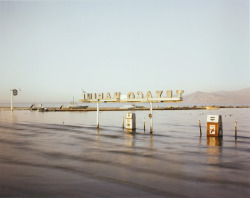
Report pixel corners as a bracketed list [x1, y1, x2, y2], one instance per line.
[10, 90, 13, 111]
[144, 117, 145, 132]
[235, 121, 237, 137]
[199, 120, 202, 136]
[97, 101, 99, 128]
[150, 102, 153, 133]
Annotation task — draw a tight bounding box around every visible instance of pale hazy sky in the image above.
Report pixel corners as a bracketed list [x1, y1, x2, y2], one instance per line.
[0, 0, 249, 103]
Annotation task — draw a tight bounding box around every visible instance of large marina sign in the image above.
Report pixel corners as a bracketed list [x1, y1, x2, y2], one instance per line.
[80, 90, 184, 103]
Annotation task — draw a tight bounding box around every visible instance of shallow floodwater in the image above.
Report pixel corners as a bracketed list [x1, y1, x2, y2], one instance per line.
[0, 108, 249, 198]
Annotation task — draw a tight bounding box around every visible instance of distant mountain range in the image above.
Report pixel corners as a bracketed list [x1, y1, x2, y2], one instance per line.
[183, 87, 250, 104]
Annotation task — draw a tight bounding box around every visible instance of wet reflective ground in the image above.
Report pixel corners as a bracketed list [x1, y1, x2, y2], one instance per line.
[0, 109, 249, 197]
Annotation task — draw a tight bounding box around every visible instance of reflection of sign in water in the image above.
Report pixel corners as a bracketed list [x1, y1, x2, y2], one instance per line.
[209, 125, 215, 134]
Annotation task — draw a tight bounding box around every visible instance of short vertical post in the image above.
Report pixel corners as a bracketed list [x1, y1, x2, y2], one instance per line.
[235, 121, 237, 138]
[150, 102, 153, 133]
[97, 101, 99, 128]
[10, 90, 13, 111]
[199, 120, 202, 136]
[144, 117, 145, 132]
[122, 117, 124, 129]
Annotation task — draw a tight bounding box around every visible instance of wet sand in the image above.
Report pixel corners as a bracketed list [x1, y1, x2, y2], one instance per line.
[0, 109, 249, 197]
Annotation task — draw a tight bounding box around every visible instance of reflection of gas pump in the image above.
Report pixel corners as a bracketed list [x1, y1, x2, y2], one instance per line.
[125, 133, 135, 147]
[206, 136, 223, 167]
[207, 137, 223, 147]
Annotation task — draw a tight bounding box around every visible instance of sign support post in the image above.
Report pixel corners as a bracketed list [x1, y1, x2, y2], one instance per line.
[11, 91, 13, 111]
[97, 100, 99, 128]
[150, 102, 153, 133]
[10, 89, 18, 111]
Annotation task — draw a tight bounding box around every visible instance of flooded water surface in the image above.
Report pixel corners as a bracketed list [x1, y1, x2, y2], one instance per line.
[0, 109, 249, 197]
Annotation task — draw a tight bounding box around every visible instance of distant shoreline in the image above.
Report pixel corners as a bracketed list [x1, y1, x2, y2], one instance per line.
[0, 105, 249, 112]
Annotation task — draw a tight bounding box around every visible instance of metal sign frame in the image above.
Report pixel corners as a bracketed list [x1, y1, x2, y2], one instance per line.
[80, 90, 184, 133]
[80, 90, 184, 103]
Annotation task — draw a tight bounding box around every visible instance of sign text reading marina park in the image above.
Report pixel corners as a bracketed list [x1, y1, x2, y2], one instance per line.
[80, 90, 184, 103]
